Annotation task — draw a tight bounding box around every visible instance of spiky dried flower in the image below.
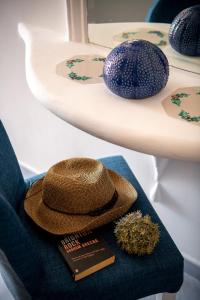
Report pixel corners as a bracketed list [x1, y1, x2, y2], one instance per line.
[114, 211, 160, 255]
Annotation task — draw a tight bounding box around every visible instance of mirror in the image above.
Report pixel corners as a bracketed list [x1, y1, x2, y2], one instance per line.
[86, 0, 200, 75]
[87, 0, 153, 48]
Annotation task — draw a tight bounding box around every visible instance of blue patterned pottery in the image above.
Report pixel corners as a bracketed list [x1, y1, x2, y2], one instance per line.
[103, 40, 169, 99]
[169, 5, 200, 56]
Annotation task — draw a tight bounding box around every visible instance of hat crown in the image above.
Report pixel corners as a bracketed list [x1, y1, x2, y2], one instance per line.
[42, 158, 115, 214]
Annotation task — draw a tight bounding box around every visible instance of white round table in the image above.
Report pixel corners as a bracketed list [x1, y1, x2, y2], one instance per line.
[18, 23, 200, 270]
[18, 23, 200, 161]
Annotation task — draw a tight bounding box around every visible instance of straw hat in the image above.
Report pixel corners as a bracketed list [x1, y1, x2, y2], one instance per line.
[24, 158, 137, 235]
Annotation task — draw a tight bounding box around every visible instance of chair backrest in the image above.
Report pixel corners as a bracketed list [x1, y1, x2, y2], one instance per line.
[0, 121, 26, 210]
[0, 120, 42, 296]
[145, 0, 200, 23]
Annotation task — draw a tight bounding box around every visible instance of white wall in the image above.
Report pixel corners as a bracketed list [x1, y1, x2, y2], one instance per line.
[0, 0, 154, 191]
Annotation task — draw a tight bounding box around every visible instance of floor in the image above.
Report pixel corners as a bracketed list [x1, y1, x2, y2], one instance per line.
[176, 273, 200, 299]
[143, 273, 200, 299]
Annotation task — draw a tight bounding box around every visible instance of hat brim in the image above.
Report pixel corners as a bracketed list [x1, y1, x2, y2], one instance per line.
[24, 169, 137, 235]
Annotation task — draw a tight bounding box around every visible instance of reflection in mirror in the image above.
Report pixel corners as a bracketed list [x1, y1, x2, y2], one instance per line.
[87, 0, 152, 24]
[87, 0, 200, 75]
[87, 0, 152, 48]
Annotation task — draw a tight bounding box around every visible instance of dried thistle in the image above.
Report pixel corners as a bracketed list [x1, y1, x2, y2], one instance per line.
[114, 211, 160, 255]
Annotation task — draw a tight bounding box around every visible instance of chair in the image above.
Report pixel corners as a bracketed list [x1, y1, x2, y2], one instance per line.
[0, 249, 31, 300]
[0, 120, 183, 300]
[145, 0, 200, 23]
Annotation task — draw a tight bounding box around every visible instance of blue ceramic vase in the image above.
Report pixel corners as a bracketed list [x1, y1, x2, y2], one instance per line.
[169, 5, 200, 56]
[103, 40, 169, 99]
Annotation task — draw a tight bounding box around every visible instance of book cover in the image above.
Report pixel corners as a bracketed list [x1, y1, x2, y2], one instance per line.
[58, 231, 115, 281]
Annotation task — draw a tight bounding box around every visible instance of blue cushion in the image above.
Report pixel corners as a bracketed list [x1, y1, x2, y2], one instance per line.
[145, 0, 200, 23]
[0, 121, 43, 296]
[19, 156, 183, 300]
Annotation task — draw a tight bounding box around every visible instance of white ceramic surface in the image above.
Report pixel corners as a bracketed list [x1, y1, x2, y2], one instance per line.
[18, 23, 200, 162]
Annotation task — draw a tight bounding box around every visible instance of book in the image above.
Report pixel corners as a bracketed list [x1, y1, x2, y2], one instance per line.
[58, 230, 115, 281]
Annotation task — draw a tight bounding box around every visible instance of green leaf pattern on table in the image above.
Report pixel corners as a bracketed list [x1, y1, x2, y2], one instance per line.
[148, 30, 164, 38]
[66, 56, 105, 82]
[171, 93, 189, 106]
[93, 57, 105, 77]
[162, 87, 200, 125]
[179, 110, 200, 122]
[157, 40, 167, 46]
[68, 72, 91, 81]
[66, 58, 84, 69]
[148, 31, 167, 46]
[93, 57, 106, 62]
[177, 93, 190, 97]
[119, 30, 167, 47]
[122, 32, 137, 39]
[170, 92, 200, 123]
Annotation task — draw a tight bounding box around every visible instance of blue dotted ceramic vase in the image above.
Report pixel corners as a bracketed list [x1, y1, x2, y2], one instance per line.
[103, 40, 169, 99]
[169, 5, 200, 56]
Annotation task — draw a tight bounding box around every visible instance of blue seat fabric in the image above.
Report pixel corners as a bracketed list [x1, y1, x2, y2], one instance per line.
[22, 156, 183, 300]
[0, 121, 183, 300]
[0, 122, 42, 296]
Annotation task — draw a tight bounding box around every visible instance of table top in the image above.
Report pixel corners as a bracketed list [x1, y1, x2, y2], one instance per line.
[18, 23, 200, 162]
